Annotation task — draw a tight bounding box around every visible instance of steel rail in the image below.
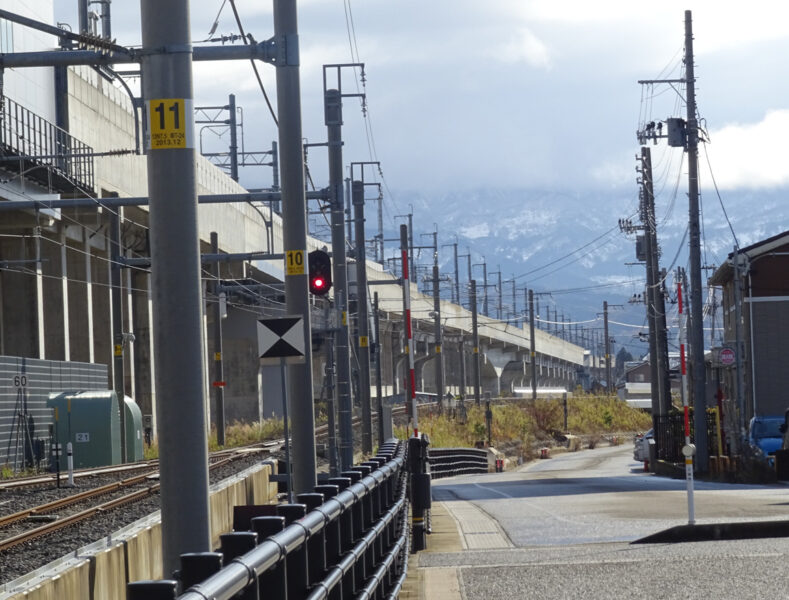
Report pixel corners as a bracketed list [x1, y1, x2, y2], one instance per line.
[0, 470, 159, 529]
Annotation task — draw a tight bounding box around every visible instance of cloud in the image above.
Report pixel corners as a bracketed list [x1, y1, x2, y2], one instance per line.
[458, 223, 490, 239]
[703, 110, 789, 190]
[492, 28, 551, 69]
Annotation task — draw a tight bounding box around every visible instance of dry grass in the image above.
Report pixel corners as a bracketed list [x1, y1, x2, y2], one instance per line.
[144, 417, 286, 459]
[396, 392, 652, 449]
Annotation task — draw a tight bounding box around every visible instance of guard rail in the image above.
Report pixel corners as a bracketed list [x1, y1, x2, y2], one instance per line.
[127, 439, 408, 600]
[428, 447, 488, 479]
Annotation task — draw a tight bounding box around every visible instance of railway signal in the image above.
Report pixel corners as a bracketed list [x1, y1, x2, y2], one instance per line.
[308, 249, 332, 296]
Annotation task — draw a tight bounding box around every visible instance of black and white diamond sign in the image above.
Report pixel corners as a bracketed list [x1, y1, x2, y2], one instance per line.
[257, 316, 305, 364]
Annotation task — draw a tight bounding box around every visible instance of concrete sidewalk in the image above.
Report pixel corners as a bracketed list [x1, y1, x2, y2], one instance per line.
[400, 500, 512, 599]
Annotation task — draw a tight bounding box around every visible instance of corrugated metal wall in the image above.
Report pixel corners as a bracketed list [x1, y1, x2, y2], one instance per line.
[751, 300, 789, 417]
[0, 356, 107, 471]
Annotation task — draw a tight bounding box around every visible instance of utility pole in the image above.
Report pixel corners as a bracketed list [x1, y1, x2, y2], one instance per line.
[324, 81, 354, 470]
[458, 335, 467, 398]
[656, 271, 671, 408]
[210, 232, 225, 448]
[640, 146, 670, 418]
[637, 9, 708, 471]
[401, 224, 417, 435]
[458, 250, 471, 308]
[470, 280, 481, 406]
[141, 0, 210, 573]
[529, 289, 537, 400]
[273, 0, 318, 493]
[373, 292, 384, 446]
[376, 189, 384, 265]
[633, 151, 661, 419]
[353, 180, 372, 454]
[453, 241, 460, 306]
[110, 209, 127, 462]
[431, 238, 445, 406]
[732, 249, 745, 450]
[603, 301, 612, 393]
[473, 259, 489, 316]
[684, 10, 708, 471]
[496, 269, 503, 320]
[511, 279, 517, 324]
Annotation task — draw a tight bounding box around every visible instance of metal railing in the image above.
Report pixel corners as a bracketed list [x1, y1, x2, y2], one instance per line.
[429, 447, 488, 479]
[0, 95, 95, 193]
[128, 439, 408, 600]
[654, 410, 720, 463]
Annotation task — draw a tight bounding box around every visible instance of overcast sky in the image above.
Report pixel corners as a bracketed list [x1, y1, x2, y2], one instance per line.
[50, 0, 789, 197]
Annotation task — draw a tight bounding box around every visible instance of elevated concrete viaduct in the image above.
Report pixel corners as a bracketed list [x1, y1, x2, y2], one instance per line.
[0, 62, 587, 441]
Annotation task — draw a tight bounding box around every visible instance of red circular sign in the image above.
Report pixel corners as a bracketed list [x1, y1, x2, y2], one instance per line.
[719, 347, 735, 366]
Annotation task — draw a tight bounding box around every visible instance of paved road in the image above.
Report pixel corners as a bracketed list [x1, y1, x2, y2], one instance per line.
[420, 445, 789, 599]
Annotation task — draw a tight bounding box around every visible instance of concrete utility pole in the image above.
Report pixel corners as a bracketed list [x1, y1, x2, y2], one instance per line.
[638, 152, 661, 418]
[496, 270, 503, 320]
[353, 180, 372, 454]
[109, 209, 127, 462]
[274, 0, 317, 492]
[325, 86, 353, 470]
[373, 292, 384, 446]
[432, 243, 444, 405]
[511, 279, 517, 324]
[732, 249, 745, 448]
[529, 289, 537, 400]
[473, 259, 489, 316]
[140, 0, 210, 574]
[656, 271, 671, 408]
[640, 147, 670, 418]
[458, 250, 471, 308]
[603, 301, 612, 393]
[210, 232, 226, 447]
[401, 224, 417, 434]
[453, 242, 460, 305]
[470, 280, 481, 406]
[684, 10, 708, 471]
[458, 335, 467, 398]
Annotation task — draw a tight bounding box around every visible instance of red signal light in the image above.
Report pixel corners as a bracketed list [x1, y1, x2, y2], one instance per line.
[308, 250, 332, 296]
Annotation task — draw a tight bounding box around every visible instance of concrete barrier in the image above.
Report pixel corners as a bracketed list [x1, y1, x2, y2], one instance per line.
[125, 524, 164, 583]
[90, 543, 126, 600]
[4, 561, 90, 600]
[0, 461, 276, 600]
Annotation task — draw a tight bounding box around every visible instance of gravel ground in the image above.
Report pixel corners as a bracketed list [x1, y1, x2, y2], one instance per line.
[0, 451, 273, 585]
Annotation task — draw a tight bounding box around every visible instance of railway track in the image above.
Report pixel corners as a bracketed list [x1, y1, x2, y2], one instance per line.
[0, 450, 264, 553]
[0, 405, 419, 565]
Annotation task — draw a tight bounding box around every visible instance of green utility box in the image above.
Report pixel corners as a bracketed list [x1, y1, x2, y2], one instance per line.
[123, 395, 144, 462]
[47, 391, 145, 468]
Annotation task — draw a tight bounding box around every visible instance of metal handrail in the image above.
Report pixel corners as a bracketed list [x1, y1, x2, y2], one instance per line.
[173, 440, 407, 600]
[0, 95, 95, 193]
[429, 447, 488, 479]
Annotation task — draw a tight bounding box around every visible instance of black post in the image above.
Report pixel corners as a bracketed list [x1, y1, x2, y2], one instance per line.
[127, 581, 178, 600]
[251, 516, 287, 598]
[408, 435, 431, 552]
[179, 552, 223, 590]
[277, 503, 309, 600]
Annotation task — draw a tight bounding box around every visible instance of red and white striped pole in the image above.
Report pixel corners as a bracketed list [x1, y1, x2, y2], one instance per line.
[400, 224, 418, 437]
[677, 272, 696, 524]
